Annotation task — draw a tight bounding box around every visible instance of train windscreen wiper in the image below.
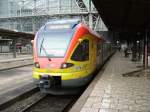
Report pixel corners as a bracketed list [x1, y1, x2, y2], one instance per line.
[40, 38, 51, 61]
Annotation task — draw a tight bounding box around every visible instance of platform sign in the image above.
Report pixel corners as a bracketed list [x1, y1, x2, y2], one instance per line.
[47, 24, 71, 30]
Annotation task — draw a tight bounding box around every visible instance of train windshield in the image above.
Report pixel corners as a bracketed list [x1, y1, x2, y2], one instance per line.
[37, 31, 73, 58]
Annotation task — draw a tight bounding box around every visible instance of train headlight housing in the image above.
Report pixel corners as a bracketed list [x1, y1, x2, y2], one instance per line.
[34, 62, 40, 68]
[61, 63, 74, 69]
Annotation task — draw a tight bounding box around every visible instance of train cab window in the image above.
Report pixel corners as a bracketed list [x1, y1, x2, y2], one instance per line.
[71, 39, 89, 61]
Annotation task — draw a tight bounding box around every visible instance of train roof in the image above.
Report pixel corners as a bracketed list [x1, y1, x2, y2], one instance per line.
[41, 19, 105, 41]
[47, 18, 80, 24]
[46, 19, 80, 29]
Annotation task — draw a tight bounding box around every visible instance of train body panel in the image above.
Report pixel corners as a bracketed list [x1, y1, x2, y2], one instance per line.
[32, 19, 113, 94]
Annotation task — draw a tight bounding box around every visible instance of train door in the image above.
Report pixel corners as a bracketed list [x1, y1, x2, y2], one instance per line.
[89, 36, 97, 72]
[102, 43, 105, 63]
[70, 36, 96, 75]
[96, 41, 103, 67]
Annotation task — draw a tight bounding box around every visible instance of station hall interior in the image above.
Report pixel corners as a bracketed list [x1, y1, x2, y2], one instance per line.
[0, 0, 150, 112]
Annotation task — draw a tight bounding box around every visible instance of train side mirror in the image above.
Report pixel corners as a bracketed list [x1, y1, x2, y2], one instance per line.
[31, 40, 34, 44]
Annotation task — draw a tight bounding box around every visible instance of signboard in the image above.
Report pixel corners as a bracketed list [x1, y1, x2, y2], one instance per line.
[47, 24, 71, 30]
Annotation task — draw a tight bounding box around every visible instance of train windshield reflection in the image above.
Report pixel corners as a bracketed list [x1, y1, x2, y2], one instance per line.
[37, 31, 73, 58]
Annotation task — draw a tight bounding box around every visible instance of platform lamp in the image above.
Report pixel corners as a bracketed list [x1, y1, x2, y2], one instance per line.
[136, 40, 141, 61]
[116, 40, 120, 51]
[143, 30, 148, 68]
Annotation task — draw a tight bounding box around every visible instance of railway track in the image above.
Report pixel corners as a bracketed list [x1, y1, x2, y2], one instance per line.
[23, 94, 79, 112]
[1, 90, 80, 112]
[0, 65, 81, 112]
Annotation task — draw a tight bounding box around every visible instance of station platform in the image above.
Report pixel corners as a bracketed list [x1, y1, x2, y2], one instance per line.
[0, 53, 32, 60]
[0, 54, 33, 70]
[70, 52, 150, 112]
[0, 66, 35, 109]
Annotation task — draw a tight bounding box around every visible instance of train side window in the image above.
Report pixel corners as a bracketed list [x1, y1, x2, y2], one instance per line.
[71, 39, 89, 61]
[97, 43, 101, 56]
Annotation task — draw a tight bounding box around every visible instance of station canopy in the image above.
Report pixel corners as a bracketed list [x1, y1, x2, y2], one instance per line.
[92, 0, 150, 33]
[0, 29, 34, 39]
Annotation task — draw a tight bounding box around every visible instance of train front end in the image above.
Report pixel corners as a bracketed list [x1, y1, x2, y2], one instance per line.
[32, 20, 92, 94]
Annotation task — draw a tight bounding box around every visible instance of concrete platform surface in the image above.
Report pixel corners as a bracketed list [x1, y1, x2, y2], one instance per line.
[0, 66, 33, 94]
[0, 56, 33, 70]
[0, 53, 32, 60]
[70, 52, 150, 112]
[0, 66, 35, 109]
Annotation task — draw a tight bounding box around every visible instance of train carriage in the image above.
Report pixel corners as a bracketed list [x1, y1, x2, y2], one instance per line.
[32, 19, 113, 94]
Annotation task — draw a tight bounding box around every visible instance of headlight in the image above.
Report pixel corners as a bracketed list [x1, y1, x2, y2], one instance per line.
[61, 63, 74, 69]
[34, 62, 40, 68]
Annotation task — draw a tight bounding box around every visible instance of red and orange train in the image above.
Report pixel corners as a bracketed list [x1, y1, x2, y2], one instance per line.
[32, 19, 113, 94]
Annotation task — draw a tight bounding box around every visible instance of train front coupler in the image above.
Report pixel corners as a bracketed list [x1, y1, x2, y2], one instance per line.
[39, 75, 54, 89]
